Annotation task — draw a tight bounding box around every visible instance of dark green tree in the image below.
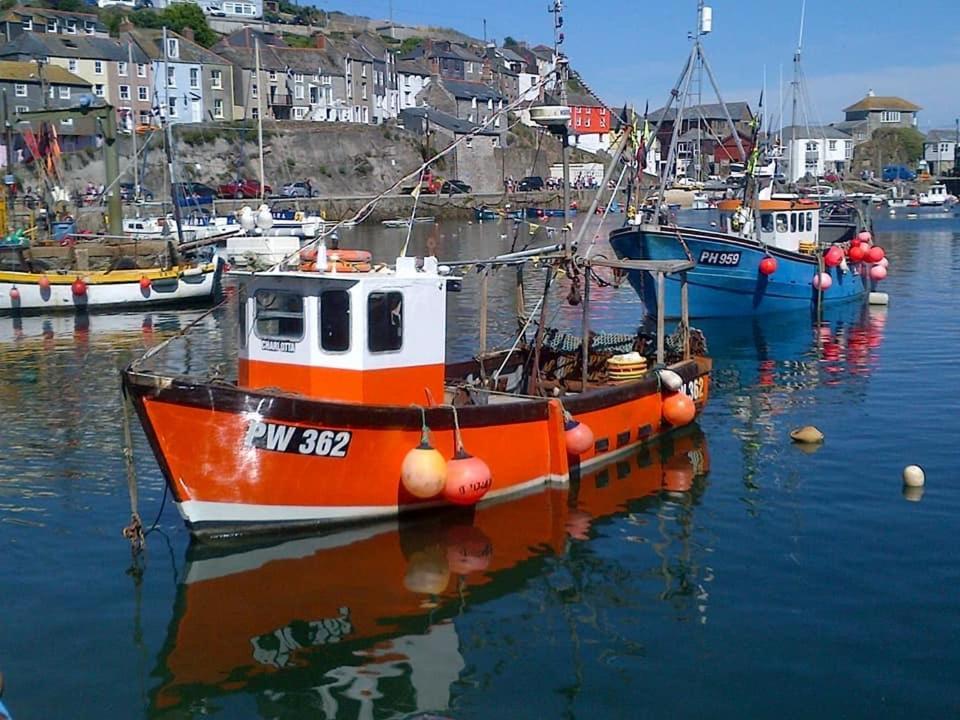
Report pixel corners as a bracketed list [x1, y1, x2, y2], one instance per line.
[159, 3, 218, 47]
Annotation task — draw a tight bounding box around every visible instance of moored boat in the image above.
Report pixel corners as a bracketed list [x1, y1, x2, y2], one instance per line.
[122, 249, 711, 538]
[381, 216, 436, 228]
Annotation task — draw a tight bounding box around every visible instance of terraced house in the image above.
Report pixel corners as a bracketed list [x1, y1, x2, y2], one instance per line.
[0, 4, 109, 43]
[0, 31, 149, 131]
[124, 25, 235, 124]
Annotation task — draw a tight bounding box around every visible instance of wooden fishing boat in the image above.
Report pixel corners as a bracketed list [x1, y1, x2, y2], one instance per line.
[122, 248, 710, 538]
[381, 216, 436, 228]
[150, 427, 710, 714]
[0, 241, 222, 315]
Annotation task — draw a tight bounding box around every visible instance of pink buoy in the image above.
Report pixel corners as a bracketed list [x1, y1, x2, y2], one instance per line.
[759, 256, 777, 276]
[443, 449, 492, 506]
[879, 257, 889, 268]
[564, 418, 595, 455]
[9, 286, 20, 302]
[857, 230, 873, 244]
[139, 276, 152, 291]
[812, 272, 833, 290]
[869, 264, 887, 281]
[38, 275, 51, 291]
[867, 246, 885, 263]
[71, 278, 87, 296]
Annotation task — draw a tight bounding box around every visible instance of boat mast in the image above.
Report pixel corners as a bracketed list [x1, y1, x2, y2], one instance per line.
[551, 0, 571, 254]
[129, 42, 140, 218]
[162, 26, 186, 248]
[254, 36, 266, 204]
[790, 0, 804, 181]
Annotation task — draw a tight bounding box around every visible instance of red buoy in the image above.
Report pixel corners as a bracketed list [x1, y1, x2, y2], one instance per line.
[662, 392, 696, 427]
[139, 276, 152, 291]
[848, 244, 866, 263]
[9, 286, 20, 302]
[71, 278, 87, 296]
[442, 449, 492, 506]
[759, 256, 777, 276]
[38, 275, 50, 291]
[824, 246, 844, 267]
[564, 418, 595, 455]
[866, 246, 885, 263]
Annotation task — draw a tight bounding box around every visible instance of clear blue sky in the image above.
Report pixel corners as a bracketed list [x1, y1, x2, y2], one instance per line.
[326, 0, 960, 130]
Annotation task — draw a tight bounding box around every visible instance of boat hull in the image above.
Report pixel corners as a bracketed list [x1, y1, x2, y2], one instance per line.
[610, 225, 868, 318]
[0, 259, 222, 314]
[123, 356, 711, 538]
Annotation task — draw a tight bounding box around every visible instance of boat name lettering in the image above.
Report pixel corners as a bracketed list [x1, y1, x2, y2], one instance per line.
[697, 250, 741, 266]
[262, 339, 297, 353]
[683, 376, 705, 402]
[244, 421, 352, 458]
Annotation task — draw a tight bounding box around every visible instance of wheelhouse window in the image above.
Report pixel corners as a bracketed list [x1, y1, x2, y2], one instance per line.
[790, 213, 797, 232]
[320, 289, 350, 352]
[775, 213, 788, 232]
[367, 291, 403, 352]
[238, 291, 247, 348]
[806, 211, 813, 229]
[761, 213, 774, 232]
[255, 290, 304, 340]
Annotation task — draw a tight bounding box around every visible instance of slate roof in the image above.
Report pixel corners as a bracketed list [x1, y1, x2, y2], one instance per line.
[0, 59, 88, 85]
[442, 78, 504, 102]
[1, 4, 106, 33]
[924, 129, 958, 143]
[0, 31, 147, 62]
[400, 106, 499, 136]
[649, 101, 753, 122]
[126, 29, 231, 66]
[781, 124, 852, 140]
[843, 94, 921, 113]
[397, 58, 431, 76]
[213, 29, 343, 75]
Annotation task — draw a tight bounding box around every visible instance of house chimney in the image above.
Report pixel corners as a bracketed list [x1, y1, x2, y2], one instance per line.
[867, 88, 875, 97]
[181, 25, 194, 42]
[119, 16, 133, 33]
[313, 33, 325, 49]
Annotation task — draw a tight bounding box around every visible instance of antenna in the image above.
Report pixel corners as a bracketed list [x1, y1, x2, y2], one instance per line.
[797, 0, 806, 53]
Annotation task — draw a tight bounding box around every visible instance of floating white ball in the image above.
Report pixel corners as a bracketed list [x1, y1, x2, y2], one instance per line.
[902, 465, 925, 487]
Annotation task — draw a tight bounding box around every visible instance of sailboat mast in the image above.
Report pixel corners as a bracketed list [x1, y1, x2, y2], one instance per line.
[129, 42, 140, 216]
[551, 0, 570, 253]
[254, 36, 266, 204]
[162, 26, 186, 248]
[790, 0, 804, 180]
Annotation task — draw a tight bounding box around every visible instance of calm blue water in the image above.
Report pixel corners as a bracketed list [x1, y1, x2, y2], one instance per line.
[1, 214, 958, 719]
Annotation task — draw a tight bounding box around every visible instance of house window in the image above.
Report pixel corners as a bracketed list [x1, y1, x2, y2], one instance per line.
[189, 68, 199, 89]
[880, 110, 901, 123]
[828, 140, 837, 151]
[251, 83, 258, 98]
[119, 84, 130, 100]
[138, 86, 148, 101]
[466, 62, 473, 74]
[294, 72, 304, 83]
[361, 83, 367, 100]
[167, 38, 178, 59]
[487, 99, 492, 110]
[585, 115, 591, 128]
[68, 59, 77, 72]
[60, 118, 73, 127]
[361, 64, 367, 78]
[214, 98, 224, 118]
[47, 20, 57, 32]
[14, 84, 26, 97]
[118, 61, 128, 76]
[139, 110, 150, 125]
[292, 106, 305, 120]
[269, 70, 277, 81]
[211, 69, 222, 89]
[167, 66, 176, 87]
[84, 21, 94, 35]
[66, 20, 76, 34]
[320, 290, 350, 351]
[367, 292, 402, 352]
[137, 63, 147, 78]
[94, 60, 103, 74]
[255, 290, 304, 340]
[21, 18, 31, 31]
[295, 85, 304, 100]
[805, 141, 817, 152]
[15, 105, 27, 114]
[168, 97, 177, 116]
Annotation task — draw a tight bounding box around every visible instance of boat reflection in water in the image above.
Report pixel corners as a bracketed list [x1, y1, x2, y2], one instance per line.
[151, 428, 710, 717]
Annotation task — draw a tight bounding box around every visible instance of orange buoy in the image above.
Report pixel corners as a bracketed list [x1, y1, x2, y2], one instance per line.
[662, 392, 696, 427]
[663, 454, 695, 492]
[401, 428, 447, 499]
[866, 246, 885, 263]
[9, 286, 20, 302]
[71, 278, 87, 296]
[824, 246, 843, 267]
[848, 243, 866, 262]
[139, 276, 151, 291]
[38, 275, 50, 291]
[443, 448, 492, 506]
[564, 418, 595, 455]
[759, 256, 777, 276]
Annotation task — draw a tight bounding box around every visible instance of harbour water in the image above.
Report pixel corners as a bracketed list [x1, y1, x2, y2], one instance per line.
[1, 213, 959, 718]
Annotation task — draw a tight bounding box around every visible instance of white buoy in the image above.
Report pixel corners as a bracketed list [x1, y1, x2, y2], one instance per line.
[658, 369, 683, 392]
[790, 426, 824, 444]
[902, 485, 924, 502]
[868, 292, 889, 306]
[902, 465, 925, 487]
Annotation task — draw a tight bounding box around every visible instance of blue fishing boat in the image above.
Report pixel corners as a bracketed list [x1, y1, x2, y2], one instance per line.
[610, 197, 870, 318]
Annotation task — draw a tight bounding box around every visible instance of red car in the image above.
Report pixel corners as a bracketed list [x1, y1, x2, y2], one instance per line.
[217, 179, 273, 199]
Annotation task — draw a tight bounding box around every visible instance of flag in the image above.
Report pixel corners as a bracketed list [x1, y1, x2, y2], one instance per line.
[409, 181, 421, 199]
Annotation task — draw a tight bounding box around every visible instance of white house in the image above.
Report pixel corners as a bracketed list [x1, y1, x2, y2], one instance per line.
[923, 129, 957, 175]
[782, 125, 853, 182]
[396, 58, 430, 110]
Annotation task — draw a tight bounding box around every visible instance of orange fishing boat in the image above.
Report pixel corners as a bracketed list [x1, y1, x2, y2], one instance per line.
[151, 428, 710, 713]
[122, 246, 711, 537]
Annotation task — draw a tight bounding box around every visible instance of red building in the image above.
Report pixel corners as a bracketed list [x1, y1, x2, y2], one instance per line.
[569, 102, 610, 135]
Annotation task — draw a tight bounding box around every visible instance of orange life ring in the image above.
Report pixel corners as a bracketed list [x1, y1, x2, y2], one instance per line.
[299, 248, 372, 264]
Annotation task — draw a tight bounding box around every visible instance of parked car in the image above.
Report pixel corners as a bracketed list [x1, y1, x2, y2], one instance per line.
[217, 178, 273, 199]
[173, 182, 217, 206]
[119, 182, 154, 202]
[517, 176, 544, 192]
[821, 171, 840, 183]
[672, 176, 702, 190]
[440, 180, 472, 194]
[281, 181, 314, 198]
[882, 165, 917, 182]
